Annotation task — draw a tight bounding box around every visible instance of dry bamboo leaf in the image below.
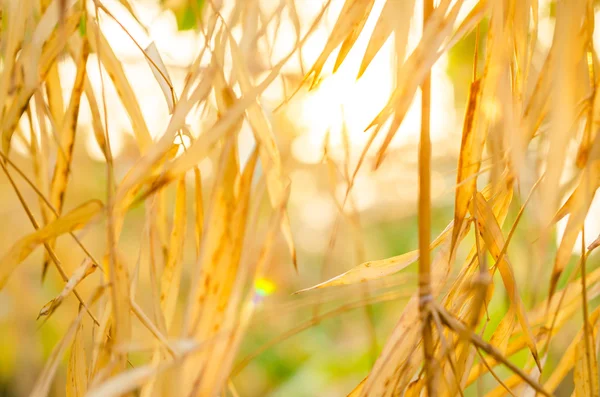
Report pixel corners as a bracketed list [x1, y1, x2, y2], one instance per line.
[183, 144, 259, 396]
[358, 0, 415, 79]
[20, 0, 78, 84]
[90, 301, 113, 379]
[451, 79, 482, 254]
[188, 145, 257, 337]
[540, 0, 587, 233]
[83, 77, 108, 159]
[550, 134, 600, 299]
[359, 182, 505, 396]
[469, 271, 600, 388]
[45, 65, 65, 134]
[297, 221, 454, 292]
[66, 321, 88, 397]
[0, 0, 29, 117]
[228, 34, 296, 269]
[113, 65, 215, 216]
[194, 167, 204, 256]
[0, 200, 103, 289]
[371, 0, 467, 169]
[144, 41, 175, 113]
[437, 306, 551, 396]
[332, 0, 375, 73]
[544, 306, 600, 393]
[86, 16, 152, 151]
[145, 3, 327, 196]
[160, 176, 186, 329]
[108, 251, 132, 370]
[1, 10, 80, 155]
[574, 330, 599, 397]
[489, 306, 517, 355]
[29, 310, 85, 397]
[207, 181, 291, 396]
[473, 192, 541, 369]
[38, 258, 96, 319]
[46, 39, 89, 261]
[66, 39, 107, 159]
[306, 0, 375, 87]
[359, 222, 470, 396]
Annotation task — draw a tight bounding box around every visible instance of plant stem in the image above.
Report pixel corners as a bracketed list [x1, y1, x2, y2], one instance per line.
[419, 0, 435, 395]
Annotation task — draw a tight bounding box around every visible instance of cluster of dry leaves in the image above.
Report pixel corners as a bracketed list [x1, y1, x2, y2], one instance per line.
[2, 0, 600, 395]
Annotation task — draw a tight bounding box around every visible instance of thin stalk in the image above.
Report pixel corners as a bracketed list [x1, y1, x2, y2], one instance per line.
[581, 226, 593, 391]
[419, 0, 436, 395]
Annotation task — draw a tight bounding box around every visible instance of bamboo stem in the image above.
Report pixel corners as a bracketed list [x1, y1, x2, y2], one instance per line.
[419, 0, 435, 395]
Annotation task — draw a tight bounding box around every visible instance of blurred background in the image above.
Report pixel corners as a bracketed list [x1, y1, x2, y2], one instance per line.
[1, 0, 600, 395]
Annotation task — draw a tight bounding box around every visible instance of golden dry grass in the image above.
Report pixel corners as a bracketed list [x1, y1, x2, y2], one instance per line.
[1, 0, 600, 395]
